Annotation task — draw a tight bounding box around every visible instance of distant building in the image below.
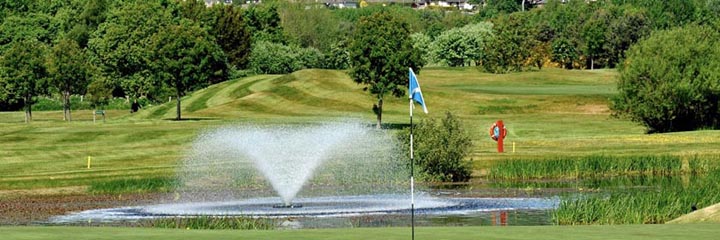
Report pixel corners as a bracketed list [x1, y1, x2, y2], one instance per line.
[205, 0, 233, 6]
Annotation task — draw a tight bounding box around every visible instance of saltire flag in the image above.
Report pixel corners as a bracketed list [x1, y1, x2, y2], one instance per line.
[409, 68, 428, 114]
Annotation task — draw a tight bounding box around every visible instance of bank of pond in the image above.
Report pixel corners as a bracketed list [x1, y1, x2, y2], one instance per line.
[487, 155, 720, 225]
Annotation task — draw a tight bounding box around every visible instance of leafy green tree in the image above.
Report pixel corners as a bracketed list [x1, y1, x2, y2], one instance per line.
[581, 8, 611, 69]
[398, 111, 472, 182]
[433, 22, 494, 67]
[88, 1, 170, 100]
[482, 13, 534, 73]
[86, 77, 113, 110]
[149, 19, 228, 120]
[540, 0, 589, 69]
[248, 41, 323, 74]
[349, 11, 424, 129]
[0, 13, 54, 51]
[279, 2, 342, 53]
[695, 0, 720, 23]
[612, 25, 720, 133]
[208, 4, 252, 69]
[551, 37, 579, 69]
[79, 0, 108, 28]
[477, 0, 523, 20]
[605, 6, 650, 68]
[410, 32, 435, 66]
[630, 0, 697, 29]
[46, 38, 90, 121]
[326, 40, 350, 70]
[0, 38, 49, 123]
[244, 4, 285, 44]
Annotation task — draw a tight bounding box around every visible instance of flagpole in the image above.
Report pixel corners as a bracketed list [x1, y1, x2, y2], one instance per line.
[409, 97, 415, 240]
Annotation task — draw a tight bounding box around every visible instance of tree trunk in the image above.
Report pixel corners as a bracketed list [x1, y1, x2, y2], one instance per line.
[24, 94, 31, 123]
[591, 57, 594, 70]
[376, 98, 383, 129]
[63, 91, 72, 121]
[176, 92, 182, 121]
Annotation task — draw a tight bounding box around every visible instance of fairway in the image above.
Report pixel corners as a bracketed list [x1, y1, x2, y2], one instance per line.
[2, 224, 719, 240]
[2, 68, 719, 191]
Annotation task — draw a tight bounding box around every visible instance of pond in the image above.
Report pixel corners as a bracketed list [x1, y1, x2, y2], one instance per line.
[47, 173, 710, 229]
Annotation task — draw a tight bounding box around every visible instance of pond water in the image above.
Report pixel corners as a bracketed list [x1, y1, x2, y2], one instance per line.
[48, 174, 701, 228]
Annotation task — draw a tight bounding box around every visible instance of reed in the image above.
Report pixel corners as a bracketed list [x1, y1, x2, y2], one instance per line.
[139, 216, 275, 230]
[87, 177, 178, 194]
[488, 155, 714, 180]
[553, 170, 720, 224]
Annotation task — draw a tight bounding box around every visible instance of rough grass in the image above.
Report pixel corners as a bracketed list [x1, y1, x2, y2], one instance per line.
[87, 177, 178, 194]
[553, 170, 720, 225]
[2, 224, 720, 240]
[487, 155, 716, 179]
[140, 216, 275, 230]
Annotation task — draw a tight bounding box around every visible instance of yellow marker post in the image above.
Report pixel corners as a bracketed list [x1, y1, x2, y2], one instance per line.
[87, 156, 92, 169]
[512, 142, 516, 153]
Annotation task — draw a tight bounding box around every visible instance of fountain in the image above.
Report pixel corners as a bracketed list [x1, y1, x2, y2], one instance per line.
[52, 121, 558, 226]
[179, 121, 409, 205]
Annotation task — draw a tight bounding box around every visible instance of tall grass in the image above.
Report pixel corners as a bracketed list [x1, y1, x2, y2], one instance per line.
[87, 177, 178, 194]
[552, 170, 720, 224]
[488, 155, 714, 180]
[139, 216, 275, 230]
[489, 175, 684, 189]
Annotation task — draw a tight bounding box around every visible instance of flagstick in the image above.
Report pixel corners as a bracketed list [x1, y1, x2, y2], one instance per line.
[409, 98, 415, 240]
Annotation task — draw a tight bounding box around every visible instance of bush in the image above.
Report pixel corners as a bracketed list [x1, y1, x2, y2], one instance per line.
[611, 24, 720, 133]
[248, 41, 324, 74]
[432, 22, 493, 67]
[398, 111, 472, 182]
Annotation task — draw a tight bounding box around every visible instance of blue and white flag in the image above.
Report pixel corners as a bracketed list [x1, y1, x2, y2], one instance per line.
[409, 68, 428, 114]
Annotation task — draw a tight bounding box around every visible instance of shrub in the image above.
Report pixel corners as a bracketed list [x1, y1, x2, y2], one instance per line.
[611, 24, 720, 133]
[432, 22, 493, 67]
[248, 41, 324, 74]
[398, 111, 472, 182]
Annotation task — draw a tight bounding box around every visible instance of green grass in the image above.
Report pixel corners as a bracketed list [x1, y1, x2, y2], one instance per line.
[553, 170, 720, 225]
[2, 224, 720, 240]
[488, 155, 716, 179]
[139, 216, 275, 230]
[1, 67, 719, 192]
[87, 177, 178, 194]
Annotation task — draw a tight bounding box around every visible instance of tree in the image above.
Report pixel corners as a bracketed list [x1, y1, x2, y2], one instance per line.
[0, 13, 54, 52]
[410, 32, 435, 66]
[581, 8, 611, 69]
[605, 6, 650, 68]
[150, 19, 228, 120]
[611, 25, 720, 133]
[279, 2, 342, 53]
[0, 38, 49, 123]
[541, 0, 588, 69]
[349, 11, 424, 129]
[433, 22, 494, 67]
[551, 37, 579, 69]
[248, 41, 323, 74]
[47, 38, 90, 121]
[86, 77, 112, 110]
[88, 1, 171, 101]
[208, 5, 252, 69]
[482, 13, 534, 73]
[244, 4, 285, 44]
